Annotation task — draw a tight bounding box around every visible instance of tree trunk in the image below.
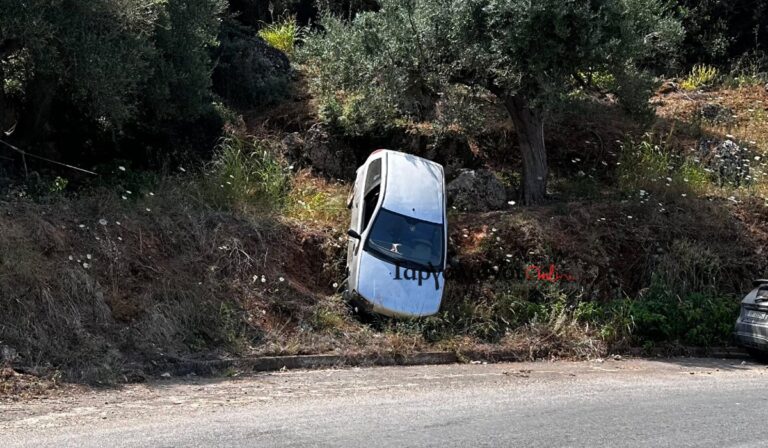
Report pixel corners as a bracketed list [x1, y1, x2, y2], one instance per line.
[503, 94, 548, 205]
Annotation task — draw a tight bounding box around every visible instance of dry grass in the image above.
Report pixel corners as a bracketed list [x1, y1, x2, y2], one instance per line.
[0, 177, 340, 382]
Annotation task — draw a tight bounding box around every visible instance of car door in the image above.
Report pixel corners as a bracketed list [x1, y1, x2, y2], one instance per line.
[348, 156, 384, 292]
[347, 165, 365, 280]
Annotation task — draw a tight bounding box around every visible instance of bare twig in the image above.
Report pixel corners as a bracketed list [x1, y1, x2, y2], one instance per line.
[0, 138, 98, 176]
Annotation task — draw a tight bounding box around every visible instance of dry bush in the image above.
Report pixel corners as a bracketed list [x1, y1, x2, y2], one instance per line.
[0, 178, 339, 382]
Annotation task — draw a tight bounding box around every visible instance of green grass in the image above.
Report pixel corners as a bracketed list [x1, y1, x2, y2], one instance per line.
[617, 134, 711, 196]
[258, 16, 303, 56]
[681, 64, 720, 91]
[208, 134, 291, 212]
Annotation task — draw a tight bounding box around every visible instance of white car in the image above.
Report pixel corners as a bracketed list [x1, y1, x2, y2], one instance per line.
[343, 149, 447, 317]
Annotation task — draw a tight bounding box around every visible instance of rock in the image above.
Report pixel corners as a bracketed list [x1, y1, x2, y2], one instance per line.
[657, 80, 679, 95]
[280, 132, 304, 163]
[1, 345, 17, 364]
[699, 103, 734, 124]
[302, 125, 357, 180]
[447, 169, 507, 212]
[697, 139, 751, 186]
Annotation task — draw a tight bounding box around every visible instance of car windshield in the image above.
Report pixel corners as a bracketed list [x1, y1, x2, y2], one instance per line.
[364, 208, 444, 270]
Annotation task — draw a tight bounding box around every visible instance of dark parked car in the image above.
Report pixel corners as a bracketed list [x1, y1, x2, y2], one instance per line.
[734, 279, 768, 359]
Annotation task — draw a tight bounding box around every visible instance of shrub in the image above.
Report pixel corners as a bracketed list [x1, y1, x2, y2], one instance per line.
[680, 64, 720, 91]
[629, 282, 738, 347]
[258, 16, 303, 56]
[208, 135, 291, 212]
[618, 134, 711, 196]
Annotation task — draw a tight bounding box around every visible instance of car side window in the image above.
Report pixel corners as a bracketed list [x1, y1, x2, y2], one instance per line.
[361, 158, 382, 231]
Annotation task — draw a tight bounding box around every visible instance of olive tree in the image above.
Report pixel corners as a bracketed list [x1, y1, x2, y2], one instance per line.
[301, 0, 682, 204]
[0, 0, 225, 147]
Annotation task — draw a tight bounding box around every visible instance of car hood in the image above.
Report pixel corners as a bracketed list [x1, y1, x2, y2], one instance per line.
[357, 250, 444, 317]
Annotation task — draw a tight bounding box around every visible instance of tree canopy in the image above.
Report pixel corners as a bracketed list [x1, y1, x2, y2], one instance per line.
[301, 0, 683, 203]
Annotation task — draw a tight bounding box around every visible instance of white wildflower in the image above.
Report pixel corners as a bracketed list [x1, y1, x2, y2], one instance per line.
[98, 219, 108, 226]
[118, 166, 126, 172]
[279, 277, 285, 282]
[508, 200, 516, 206]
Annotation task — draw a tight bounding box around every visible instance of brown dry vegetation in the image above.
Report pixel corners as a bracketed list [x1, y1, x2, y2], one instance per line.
[2, 82, 768, 389]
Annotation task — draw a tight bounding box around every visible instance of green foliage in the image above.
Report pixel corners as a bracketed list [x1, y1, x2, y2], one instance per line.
[677, 0, 768, 69]
[0, 0, 227, 155]
[723, 51, 768, 88]
[617, 134, 711, 195]
[628, 283, 738, 347]
[258, 16, 304, 56]
[681, 64, 720, 91]
[300, 0, 683, 135]
[208, 135, 291, 211]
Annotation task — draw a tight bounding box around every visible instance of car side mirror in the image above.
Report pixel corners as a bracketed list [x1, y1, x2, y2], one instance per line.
[347, 229, 361, 240]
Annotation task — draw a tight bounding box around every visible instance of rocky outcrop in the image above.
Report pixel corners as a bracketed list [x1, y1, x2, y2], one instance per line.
[281, 125, 357, 179]
[446, 169, 508, 212]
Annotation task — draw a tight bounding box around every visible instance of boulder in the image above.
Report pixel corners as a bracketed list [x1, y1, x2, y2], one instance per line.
[657, 81, 679, 95]
[697, 139, 751, 186]
[699, 103, 734, 124]
[303, 124, 357, 180]
[447, 169, 507, 212]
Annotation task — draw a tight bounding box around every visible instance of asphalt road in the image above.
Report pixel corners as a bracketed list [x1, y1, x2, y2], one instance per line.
[2, 358, 768, 447]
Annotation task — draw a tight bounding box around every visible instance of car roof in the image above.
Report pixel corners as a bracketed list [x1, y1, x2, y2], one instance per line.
[378, 150, 444, 224]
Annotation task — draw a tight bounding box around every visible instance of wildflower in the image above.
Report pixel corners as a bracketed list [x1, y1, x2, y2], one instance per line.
[261, 275, 266, 283]
[78, 224, 86, 229]
[332, 282, 339, 289]
[86, 254, 92, 260]
[681, 193, 687, 197]
[68, 255, 74, 261]
[122, 195, 127, 200]
[179, 167, 186, 173]
[82, 263, 90, 269]
[115, 221, 121, 226]
[145, 208, 151, 212]
[627, 215, 633, 219]
[118, 166, 126, 172]
[279, 277, 285, 282]
[148, 192, 155, 196]
[98, 219, 108, 226]
[508, 200, 516, 206]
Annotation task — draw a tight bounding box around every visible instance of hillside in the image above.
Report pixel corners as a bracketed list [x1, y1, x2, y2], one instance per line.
[1, 76, 767, 389]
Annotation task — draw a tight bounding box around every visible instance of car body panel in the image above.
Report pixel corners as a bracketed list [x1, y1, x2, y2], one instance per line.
[357, 251, 444, 317]
[735, 285, 768, 351]
[345, 150, 447, 318]
[381, 151, 444, 224]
